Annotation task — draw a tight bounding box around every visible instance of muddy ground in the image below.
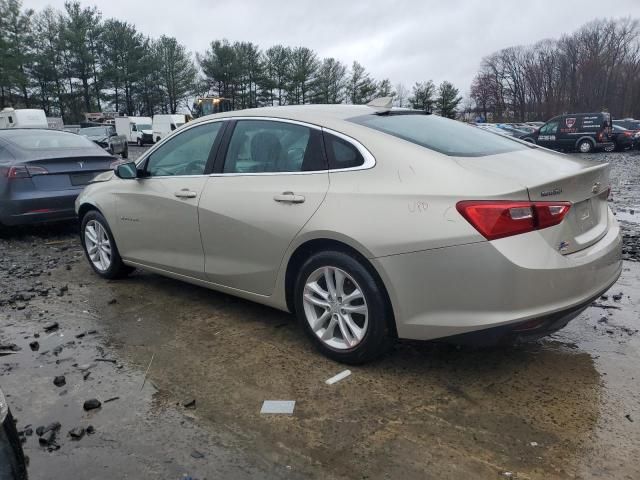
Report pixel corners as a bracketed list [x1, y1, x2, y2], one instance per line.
[1, 147, 639, 479]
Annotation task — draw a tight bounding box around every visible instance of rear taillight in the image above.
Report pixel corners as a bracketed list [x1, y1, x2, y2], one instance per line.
[5, 165, 48, 179]
[624, 132, 633, 137]
[456, 201, 572, 240]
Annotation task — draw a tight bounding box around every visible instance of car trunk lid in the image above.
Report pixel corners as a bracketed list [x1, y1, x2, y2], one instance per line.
[24, 155, 115, 190]
[456, 147, 611, 254]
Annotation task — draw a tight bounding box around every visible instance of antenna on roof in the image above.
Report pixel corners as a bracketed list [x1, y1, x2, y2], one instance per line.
[366, 97, 393, 110]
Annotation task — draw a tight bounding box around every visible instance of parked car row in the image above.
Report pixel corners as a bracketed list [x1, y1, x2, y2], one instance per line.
[477, 113, 640, 153]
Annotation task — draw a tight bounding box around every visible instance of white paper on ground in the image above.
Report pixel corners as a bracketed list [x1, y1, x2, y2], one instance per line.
[260, 400, 296, 414]
[325, 369, 352, 385]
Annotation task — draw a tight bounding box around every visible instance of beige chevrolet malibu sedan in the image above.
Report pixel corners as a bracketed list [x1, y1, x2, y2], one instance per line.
[76, 104, 622, 363]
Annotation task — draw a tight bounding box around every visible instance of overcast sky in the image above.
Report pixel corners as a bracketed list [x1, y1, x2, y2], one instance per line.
[22, 0, 640, 94]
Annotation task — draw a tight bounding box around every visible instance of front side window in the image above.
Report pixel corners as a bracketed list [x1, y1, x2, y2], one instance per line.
[349, 113, 528, 157]
[223, 120, 326, 173]
[540, 121, 559, 135]
[146, 122, 222, 177]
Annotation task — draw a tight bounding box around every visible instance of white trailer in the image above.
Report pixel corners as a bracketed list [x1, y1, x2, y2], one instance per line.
[152, 114, 186, 143]
[0, 108, 48, 129]
[114, 116, 153, 144]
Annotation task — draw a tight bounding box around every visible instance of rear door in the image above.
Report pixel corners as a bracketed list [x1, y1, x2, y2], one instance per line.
[198, 118, 329, 295]
[113, 120, 224, 278]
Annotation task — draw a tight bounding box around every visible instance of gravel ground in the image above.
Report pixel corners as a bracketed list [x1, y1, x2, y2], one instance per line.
[0, 146, 639, 480]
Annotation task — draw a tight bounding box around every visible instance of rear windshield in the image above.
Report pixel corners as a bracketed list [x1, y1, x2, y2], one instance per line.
[349, 113, 528, 157]
[2, 130, 99, 150]
[79, 127, 112, 136]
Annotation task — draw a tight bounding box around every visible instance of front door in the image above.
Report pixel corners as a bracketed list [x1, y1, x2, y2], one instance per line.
[198, 119, 329, 295]
[114, 120, 224, 278]
[537, 120, 559, 149]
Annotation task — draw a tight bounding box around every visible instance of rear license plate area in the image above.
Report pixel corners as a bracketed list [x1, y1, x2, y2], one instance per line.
[574, 198, 597, 232]
[70, 172, 97, 186]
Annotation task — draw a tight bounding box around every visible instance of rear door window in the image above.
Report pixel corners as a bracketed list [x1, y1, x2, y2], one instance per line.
[349, 113, 528, 157]
[223, 120, 326, 173]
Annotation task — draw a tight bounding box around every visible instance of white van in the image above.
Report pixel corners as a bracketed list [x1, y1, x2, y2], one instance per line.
[0, 108, 48, 129]
[152, 114, 186, 143]
[114, 116, 153, 145]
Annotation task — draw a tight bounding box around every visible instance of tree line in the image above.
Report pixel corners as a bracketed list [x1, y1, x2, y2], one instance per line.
[0, 0, 462, 122]
[469, 17, 640, 122]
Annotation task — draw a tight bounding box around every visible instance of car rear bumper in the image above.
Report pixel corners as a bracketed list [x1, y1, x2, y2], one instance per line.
[0, 189, 80, 226]
[374, 214, 623, 342]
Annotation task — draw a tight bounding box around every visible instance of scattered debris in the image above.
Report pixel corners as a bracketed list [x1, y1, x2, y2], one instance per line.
[625, 414, 633, 422]
[529, 441, 538, 447]
[591, 303, 622, 310]
[94, 358, 117, 363]
[29, 341, 40, 351]
[103, 396, 119, 403]
[190, 450, 205, 459]
[260, 400, 296, 415]
[83, 371, 91, 381]
[612, 293, 623, 301]
[598, 316, 608, 324]
[140, 353, 155, 391]
[108, 298, 117, 305]
[68, 427, 85, 440]
[86, 425, 95, 435]
[325, 369, 352, 385]
[0, 343, 21, 352]
[43, 322, 59, 332]
[83, 399, 102, 411]
[53, 375, 66, 387]
[183, 399, 196, 409]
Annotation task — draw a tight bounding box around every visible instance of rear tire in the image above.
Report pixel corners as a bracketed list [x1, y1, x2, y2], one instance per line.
[80, 210, 134, 279]
[577, 139, 594, 153]
[294, 251, 391, 364]
[604, 143, 616, 153]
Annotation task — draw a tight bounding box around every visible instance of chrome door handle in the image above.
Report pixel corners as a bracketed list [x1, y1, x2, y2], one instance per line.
[174, 190, 197, 199]
[274, 192, 305, 204]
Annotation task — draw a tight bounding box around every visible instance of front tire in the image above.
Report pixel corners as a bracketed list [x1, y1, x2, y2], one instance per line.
[80, 210, 133, 279]
[294, 251, 391, 364]
[137, 138, 143, 147]
[577, 139, 594, 153]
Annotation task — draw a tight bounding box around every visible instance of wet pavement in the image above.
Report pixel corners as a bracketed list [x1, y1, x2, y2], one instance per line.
[0, 147, 639, 479]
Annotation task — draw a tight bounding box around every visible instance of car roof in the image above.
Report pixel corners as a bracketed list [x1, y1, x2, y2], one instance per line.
[192, 104, 398, 129]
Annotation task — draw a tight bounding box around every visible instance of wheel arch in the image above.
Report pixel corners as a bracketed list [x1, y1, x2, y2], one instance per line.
[574, 136, 595, 148]
[283, 236, 398, 338]
[77, 201, 103, 220]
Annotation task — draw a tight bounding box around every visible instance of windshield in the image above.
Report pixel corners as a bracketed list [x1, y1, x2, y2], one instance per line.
[350, 113, 528, 157]
[79, 127, 110, 136]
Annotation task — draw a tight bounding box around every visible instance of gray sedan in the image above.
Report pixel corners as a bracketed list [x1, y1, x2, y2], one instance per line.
[75, 104, 622, 364]
[0, 129, 120, 228]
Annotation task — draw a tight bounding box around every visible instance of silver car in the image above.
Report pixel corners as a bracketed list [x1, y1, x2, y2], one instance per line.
[75, 105, 622, 363]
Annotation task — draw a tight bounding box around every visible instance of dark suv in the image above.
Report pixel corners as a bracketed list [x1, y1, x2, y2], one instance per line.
[613, 118, 640, 132]
[520, 112, 613, 153]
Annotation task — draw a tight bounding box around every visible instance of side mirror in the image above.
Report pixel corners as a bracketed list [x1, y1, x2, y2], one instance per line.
[115, 162, 138, 179]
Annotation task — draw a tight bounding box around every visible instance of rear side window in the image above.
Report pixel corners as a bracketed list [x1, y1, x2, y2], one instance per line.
[223, 120, 326, 173]
[324, 133, 365, 169]
[349, 113, 527, 157]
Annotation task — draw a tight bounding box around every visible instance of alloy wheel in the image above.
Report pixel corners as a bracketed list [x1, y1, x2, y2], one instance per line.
[84, 220, 112, 272]
[302, 266, 368, 350]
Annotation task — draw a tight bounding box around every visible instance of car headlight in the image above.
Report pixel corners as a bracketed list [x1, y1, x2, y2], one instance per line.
[0, 387, 8, 423]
